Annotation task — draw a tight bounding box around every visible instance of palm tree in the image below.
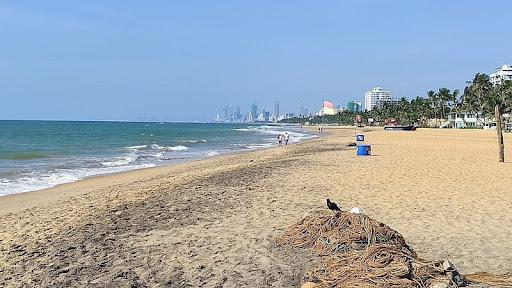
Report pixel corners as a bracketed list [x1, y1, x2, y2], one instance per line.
[465, 73, 511, 162]
[450, 89, 459, 112]
[454, 89, 470, 127]
[410, 97, 422, 126]
[416, 96, 431, 126]
[437, 88, 451, 120]
[427, 90, 439, 126]
[490, 79, 512, 162]
[466, 74, 492, 126]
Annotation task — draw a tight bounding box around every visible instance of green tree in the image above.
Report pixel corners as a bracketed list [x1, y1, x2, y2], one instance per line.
[464, 73, 492, 126]
[427, 90, 440, 126]
[464, 73, 512, 162]
[437, 88, 451, 120]
[491, 80, 512, 162]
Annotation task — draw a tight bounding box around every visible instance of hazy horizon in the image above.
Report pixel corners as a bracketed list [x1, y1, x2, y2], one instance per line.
[1, 1, 511, 121]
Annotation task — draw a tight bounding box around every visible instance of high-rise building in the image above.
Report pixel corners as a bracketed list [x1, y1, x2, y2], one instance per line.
[235, 106, 241, 121]
[228, 105, 234, 121]
[364, 87, 392, 111]
[320, 101, 336, 115]
[222, 106, 229, 121]
[346, 100, 362, 112]
[273, 101, 280, 118]
[263, 108, 271, 122]
[251, 104, 257, 119]
[490, 65, 512, 86]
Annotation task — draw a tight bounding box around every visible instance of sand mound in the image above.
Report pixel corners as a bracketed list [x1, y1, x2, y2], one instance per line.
[275, 210, 511, 288]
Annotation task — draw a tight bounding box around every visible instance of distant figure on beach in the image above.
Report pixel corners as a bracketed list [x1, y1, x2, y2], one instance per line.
[277, 134, 282, 145]
[284, 133, 289, 145]
[326, 198, 341, 211]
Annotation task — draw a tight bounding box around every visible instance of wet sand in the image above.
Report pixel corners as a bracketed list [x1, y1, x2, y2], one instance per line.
[1, 127, 511, 287]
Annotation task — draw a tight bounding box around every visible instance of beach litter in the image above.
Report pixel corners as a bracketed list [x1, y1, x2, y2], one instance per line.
[275, 210, 512, 288]
[349, 207, 362, 214]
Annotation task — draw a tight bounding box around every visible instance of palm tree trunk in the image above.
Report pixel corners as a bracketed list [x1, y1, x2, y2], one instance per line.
[495, 105, 505, 162]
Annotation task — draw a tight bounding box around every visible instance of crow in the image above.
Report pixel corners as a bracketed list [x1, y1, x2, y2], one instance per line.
[326, 198, 341, 211]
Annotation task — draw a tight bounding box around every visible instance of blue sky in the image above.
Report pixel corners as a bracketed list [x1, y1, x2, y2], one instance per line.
[1, 1, 511, 121]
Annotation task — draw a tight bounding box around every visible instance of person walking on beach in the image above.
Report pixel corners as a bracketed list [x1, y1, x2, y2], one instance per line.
[277, 134, 282, 145]
[284, 132, 289, 145]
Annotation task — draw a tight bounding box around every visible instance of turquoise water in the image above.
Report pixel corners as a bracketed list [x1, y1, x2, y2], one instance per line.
[0, 121, 313, 196]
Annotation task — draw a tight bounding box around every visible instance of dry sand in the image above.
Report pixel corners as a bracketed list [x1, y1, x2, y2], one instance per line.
[1, 127, 512, 287]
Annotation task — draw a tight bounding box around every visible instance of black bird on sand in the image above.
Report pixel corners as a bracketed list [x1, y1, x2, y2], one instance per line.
[326, 198, 341, 211]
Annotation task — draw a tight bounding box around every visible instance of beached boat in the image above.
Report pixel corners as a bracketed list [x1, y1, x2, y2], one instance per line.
[384, 125, 417, 131]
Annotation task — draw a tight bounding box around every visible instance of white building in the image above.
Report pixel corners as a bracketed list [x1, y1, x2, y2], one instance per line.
[364, 87, 392, 111]
[273, 101, 280, 118]
[320, 100, 336, 116]
[444, 111, 488, 129]
[490, 65, 512, 86]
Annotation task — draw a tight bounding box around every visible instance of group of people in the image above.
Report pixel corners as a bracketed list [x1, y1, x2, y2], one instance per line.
[277, 132, 290, 146]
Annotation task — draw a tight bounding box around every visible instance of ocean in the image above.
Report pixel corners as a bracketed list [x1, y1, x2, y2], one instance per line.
[0, 120, 314, 196]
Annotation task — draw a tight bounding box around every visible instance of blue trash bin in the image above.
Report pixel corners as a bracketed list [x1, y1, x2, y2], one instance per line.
[356, 134, 364, 142]
[356, 145, 371, 156]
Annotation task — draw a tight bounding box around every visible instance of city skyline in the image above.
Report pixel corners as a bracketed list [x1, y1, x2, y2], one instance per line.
[1, 1, 511, 121]
[214, 101, 302, 123]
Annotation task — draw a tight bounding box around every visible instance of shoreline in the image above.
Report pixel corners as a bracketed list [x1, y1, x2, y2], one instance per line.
[0, 130, 321, 216]
[1, 127, 511, 286]
[0, 125, 318, 203]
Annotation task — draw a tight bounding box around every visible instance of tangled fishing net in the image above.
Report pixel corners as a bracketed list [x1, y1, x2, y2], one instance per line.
[275, 210, 512, 288]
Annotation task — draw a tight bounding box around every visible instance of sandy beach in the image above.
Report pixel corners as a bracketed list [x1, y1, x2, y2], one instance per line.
[1, 127, 512, 287]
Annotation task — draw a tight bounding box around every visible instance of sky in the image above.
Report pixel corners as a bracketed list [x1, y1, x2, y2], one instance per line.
[1, 1, 511, 121]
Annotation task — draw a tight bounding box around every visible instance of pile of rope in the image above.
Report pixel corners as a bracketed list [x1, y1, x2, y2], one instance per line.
[275, 210, 463, 288]
[465, 273, 512, 287]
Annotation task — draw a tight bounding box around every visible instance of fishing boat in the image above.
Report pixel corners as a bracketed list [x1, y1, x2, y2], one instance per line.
[384, 125, 417, 131]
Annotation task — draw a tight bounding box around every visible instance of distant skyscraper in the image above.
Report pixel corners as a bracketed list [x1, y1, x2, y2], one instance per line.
[222, 106, 229, 120]
[299, 104, 304, 116]
[251, 104, 257, 119]
[263, 109, 271, 122]
[321, 100, 335, 115]
[364, 87, 392, 111]
[227, 105, 234, 121]
[235, 106, 241, 121]
[273, 101, 280, 118]
[346, 100, 362, 112]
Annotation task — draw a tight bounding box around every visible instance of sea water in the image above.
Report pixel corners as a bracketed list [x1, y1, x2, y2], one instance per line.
[0, 121, 314, 196]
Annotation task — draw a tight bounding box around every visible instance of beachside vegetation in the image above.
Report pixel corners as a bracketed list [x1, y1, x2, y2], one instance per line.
[282, 77, 511, 129]
[464, 74, 512, 162]
[281, 75, 512, 162]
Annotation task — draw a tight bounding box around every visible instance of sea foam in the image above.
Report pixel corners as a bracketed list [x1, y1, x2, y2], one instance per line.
[0, 163, 156, 196]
